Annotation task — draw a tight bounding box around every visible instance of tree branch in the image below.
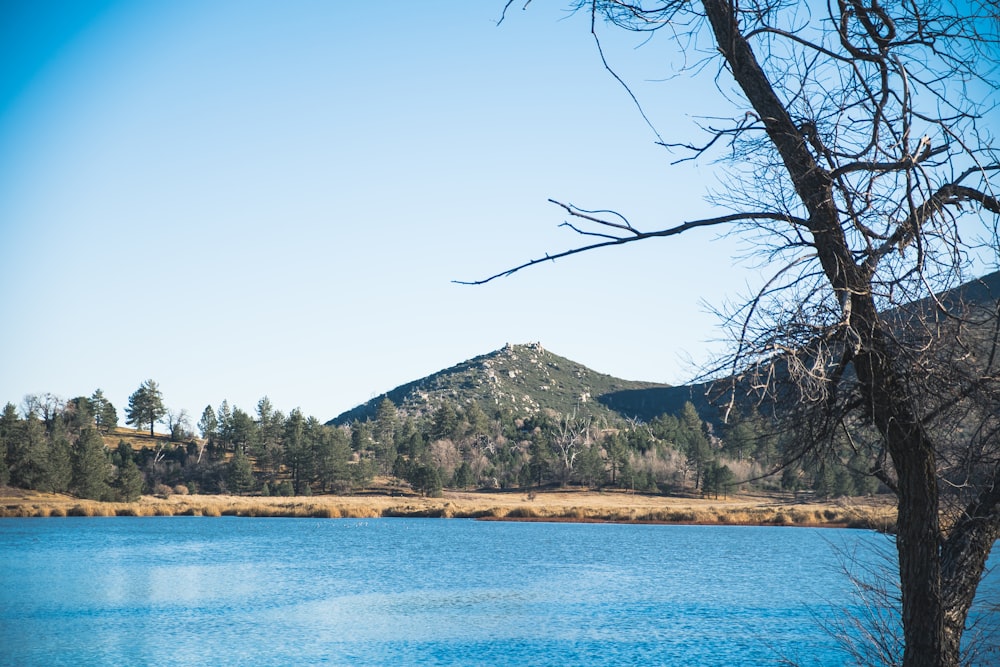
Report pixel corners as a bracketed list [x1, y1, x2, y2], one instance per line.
[868, 181, 1000, 266]
[454, 202, 809, 285]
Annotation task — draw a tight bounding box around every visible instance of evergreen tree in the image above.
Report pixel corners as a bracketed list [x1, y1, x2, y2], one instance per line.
[833, 466, 856, 498]
[0, 402, 20, 486]
[216, 400, 233, 450]
[114, 457, 144, 501]
[576, 442, 606, 488]
[430, 401, 460, 442]
[526, 430, 552, 487]
[9, 413, 48, 490]
[464, 401, 490, 440]
[91, 389, 118, 434]
[229, 408, 255, 454]
[315, 425, 352, 493]
[115, 440, 134, 466]
[254, 397, 285, 483]
[453, 460, 474, 489]
[373, 398, 398, 475]
[397, 418, 426, 459]
[408, 463, 442, 497]
[848, 452, 880, 496]
[46, 416, 73, 493]
[284, 409, 313, 495]
[65, 397, 95, 433]
[71, 428, 111, 500]
[722, 418, 755, 462]
[679, 402, 711, 490]
[125, 379, 166, 437]
[350, 420, 372, 453]
[198, 405, 218, 441]
[228, 445, 255, 495]
[351, 456, 375, 489]
[254, 397, 282, 451]
[703, 461, 735, 499]
[781, 466, 803, 493]
[650, 413, 681, 446]
[605, 432, 628, 486]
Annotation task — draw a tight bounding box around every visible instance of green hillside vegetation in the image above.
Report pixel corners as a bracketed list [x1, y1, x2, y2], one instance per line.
[0, 369, 878, 503]
[6, 272, 998, 504]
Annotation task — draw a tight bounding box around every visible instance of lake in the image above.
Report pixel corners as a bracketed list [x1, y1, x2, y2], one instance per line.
[0, 518, 995, 666]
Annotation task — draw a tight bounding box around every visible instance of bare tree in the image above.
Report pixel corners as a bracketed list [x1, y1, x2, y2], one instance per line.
[473, 2, 1000, 665]
[166, 409, 191, 442]
[551, 409, 592, 484]
[21, 393, 65, 426]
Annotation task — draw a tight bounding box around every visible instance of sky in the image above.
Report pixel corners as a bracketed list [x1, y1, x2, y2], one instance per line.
[1, 0, 772, 424]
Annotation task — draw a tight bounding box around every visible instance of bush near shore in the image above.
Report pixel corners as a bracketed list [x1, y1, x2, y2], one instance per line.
[0, 486, 895, 530]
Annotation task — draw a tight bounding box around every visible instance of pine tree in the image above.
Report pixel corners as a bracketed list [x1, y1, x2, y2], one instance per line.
[373, 398, 398, 475]
[125, 379, 166, 437]
[215, 400, 233, 450]
[228, 446, 255, 495]
[72, 428, 111, 500]
[679, 402, 711, 490]
[0, 402, 20, 486]
[197, 405, 218, 441]
[284, 409, 314, 495]
[114, 458, 144, 501]
[315, 425, 352, 493]
[9, 413, 48, 490]
[46, 416, 73, 493]
[229, 408, 255, 454]
[91, 389, 118, 434]
[64, 397, 95, 433]
[350, 420, 372, 453]
[430, 401, 461, 442]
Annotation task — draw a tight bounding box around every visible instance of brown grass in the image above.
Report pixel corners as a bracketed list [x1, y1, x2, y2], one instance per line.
[0, 486, 897, 529]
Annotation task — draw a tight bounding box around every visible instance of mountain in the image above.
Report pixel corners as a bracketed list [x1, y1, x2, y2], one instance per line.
[328, 342, 677, 425]
[328, 271, 1000, 427]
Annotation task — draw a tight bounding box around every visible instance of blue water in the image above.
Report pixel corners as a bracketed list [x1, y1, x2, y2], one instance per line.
[0, 518, 994, 666]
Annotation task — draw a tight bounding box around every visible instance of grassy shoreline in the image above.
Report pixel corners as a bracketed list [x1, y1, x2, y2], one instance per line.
[0, 486, 897, 530]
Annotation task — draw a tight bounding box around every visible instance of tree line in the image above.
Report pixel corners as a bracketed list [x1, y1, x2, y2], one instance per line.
[2, 380, 883, 501]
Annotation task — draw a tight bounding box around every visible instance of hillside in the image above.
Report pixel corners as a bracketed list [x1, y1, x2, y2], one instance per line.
[329, 271, 1000, 428]
[328, 342, 674, 425]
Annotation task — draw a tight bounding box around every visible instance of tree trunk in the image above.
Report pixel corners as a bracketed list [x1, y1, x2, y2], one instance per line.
[940, 487, 1000, 664]
[891, 431, 946, 666]
[842, 309, 948, 666]
[698, 2, 956, 664]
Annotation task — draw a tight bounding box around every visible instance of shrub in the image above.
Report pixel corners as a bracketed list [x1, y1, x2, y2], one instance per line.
[152, 483, 173, 499]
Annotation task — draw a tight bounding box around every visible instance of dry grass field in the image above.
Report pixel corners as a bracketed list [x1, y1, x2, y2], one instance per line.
[0, 486, 896, 530]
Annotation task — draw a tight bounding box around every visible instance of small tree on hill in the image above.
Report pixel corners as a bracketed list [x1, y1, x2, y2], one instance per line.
[90, 389, 118, 434]
[126, 379, 166, 437]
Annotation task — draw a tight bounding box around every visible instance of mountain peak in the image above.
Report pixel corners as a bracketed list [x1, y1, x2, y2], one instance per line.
[327, 343, 672, 425]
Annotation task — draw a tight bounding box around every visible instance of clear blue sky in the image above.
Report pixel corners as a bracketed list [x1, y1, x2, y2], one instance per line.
[1, 1, 752, 423]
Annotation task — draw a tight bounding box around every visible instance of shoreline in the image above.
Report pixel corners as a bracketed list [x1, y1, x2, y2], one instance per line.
[0, 487, 896, 530]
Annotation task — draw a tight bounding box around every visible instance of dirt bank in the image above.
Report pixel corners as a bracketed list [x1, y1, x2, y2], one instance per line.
[0, 486, 896, 530]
